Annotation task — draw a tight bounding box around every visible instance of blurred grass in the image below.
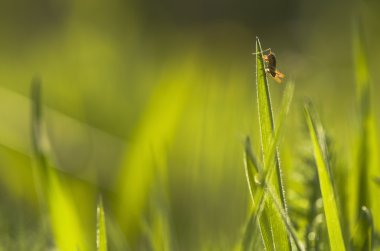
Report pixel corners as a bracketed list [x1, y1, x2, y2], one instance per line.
[97, 197, 108, 251]
[0, 0, 379, 250]
[352, 19, 380, 234]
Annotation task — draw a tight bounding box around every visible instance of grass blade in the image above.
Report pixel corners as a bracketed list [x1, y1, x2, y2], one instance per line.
[352, 20, 379, 227]
[255, 37, 287, 209]
[242, 80, 295, 250]
[254, 36, 291, 250]
[240, 191, 267, 251]
[351, 206, 373, 250]
[243, 94, 305, 250]
[304, 101, 346, 251]
[30, 80, 89, 251]
[97, 196, 108, 251]
[242, 138, 275, 250]
[244, 136, 263, 201]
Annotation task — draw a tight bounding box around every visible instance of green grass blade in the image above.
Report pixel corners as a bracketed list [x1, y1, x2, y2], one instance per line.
[97, 196, 108, 251]
[30, 78, 48, 203]
[352, 20, 379, 226]
[255, 37, 287, 207]
[266, 186, 305, 251]
[115, 70, 191, 237]
[30, 78, 43, 159]
[304, 101, 346, 251]
[243, 83, 303, 250]
[243, 140, 270, 250]
[240, 192, 267, 251]
[30, 80, 89, 251]
[351, 206, 373, 250]
[244, 136, 264, 201]
[255, 36, 290, 250]
[242, 80, 295, 250]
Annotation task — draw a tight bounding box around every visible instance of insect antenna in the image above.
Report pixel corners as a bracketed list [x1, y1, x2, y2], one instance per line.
[252, 48, 271, 55]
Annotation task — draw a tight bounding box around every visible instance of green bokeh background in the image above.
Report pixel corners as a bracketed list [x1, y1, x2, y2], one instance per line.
[0, 0, 380, 250]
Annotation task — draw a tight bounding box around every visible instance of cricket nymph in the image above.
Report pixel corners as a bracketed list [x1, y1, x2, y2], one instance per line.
[254, 48, 285, 84]
[264, 53, 277, 77]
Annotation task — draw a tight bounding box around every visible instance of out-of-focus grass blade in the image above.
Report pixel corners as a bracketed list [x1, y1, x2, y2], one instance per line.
[115, 64, 192, 238]
[97, 196, 108, 251]
[242, 137, 266, 250]
[352, 20, 379, 227]
[240, 189, 267, 251]
[30, 80, 89, 251]
[47, 169, 88, 251]
[351, 206, 373, 250]
[254, 36, 291, 251]
[144, 156, 172, 251]
[31, 78, 44, 161]
[304, 101, 346, 251]
[30, 78, 49, 207]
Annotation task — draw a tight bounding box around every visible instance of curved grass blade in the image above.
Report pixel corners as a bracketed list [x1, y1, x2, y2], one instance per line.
[304, 101, 346, 251]
[351, 206, 373, 250]
[97, 196, 108, 251]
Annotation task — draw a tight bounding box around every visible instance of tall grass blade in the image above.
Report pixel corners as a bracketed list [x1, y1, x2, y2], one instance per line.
[242, 80, 295, 250]
[240, 190, 267, 251]
[244, 136, 263, 200]
[115, 68, 191, 238]
[97, 196, 108, 251]
[255, 37, 287, 209]
[266, 186, 305, 251]
[254, 37, 291, 250]
[30, 80, 88, 251]
[351, 206, 373, 250]
[31, 78, 44, 162]
[352, 20, 379, 226]
[242, 139, 269, 250]
[30, 78, 48, 206]
[145, 156, 172, 251]
[304, 101, 346, 251]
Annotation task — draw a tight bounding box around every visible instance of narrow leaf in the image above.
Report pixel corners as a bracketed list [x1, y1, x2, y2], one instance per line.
[255, 36, 291, 250]
[30, 80, 88, 251]
[304, 101, 346, 251]
[97, 196, 108, 251]
[255, 37, 286, 208]
[242, 80, 295, 250]
[352, 20, 379, 227]
[351, 206, 373, 250]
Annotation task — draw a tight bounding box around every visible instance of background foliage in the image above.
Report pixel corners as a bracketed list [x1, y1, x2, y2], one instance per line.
[0, 0, 380, 250]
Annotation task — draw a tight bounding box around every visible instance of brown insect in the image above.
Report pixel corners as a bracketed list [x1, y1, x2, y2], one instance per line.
[254, 48, 285, 84]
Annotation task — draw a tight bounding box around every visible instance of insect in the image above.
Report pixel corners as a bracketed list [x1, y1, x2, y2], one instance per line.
[253, 48, 285, 84]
